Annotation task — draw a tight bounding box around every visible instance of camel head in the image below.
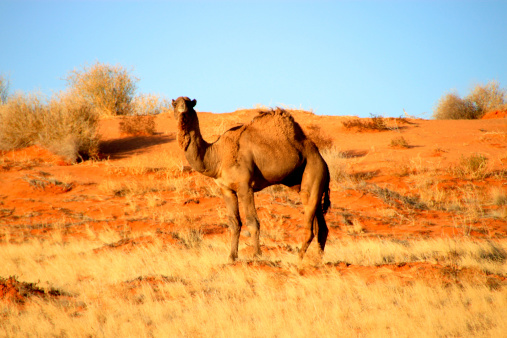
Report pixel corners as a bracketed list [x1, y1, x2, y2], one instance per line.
[172, 97, 198, 151]
[172, 96, 197, 121]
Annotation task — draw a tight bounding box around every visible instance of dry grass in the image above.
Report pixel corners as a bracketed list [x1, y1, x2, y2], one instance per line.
[342, 114, 390, 131]
[0, 230, 506, 337]
[389, 136, 410, 148]
[453, 153, 489, 180]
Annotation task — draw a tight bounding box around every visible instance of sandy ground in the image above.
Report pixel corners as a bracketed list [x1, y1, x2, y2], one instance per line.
[1, 109, 506, 303]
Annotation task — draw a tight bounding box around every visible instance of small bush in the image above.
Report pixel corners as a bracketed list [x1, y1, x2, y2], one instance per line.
[0, 93, 46, 150]
[434, 81, 506, 119]
[0, 92, 99, 162]
[119, 115, 156, 136]
[65, 61, 138, 116]
[45, 92, 100, 161]
[453, 154, 489, 180]
[342, 115, 389, 131]
[433, 92, 478, 120]
[467, 81, 506, 116]
[133, 94, 171, 116]
[390, 136, 410, 148]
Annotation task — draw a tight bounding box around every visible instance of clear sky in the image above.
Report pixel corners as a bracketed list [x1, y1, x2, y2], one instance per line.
[1, 1, 506, 117]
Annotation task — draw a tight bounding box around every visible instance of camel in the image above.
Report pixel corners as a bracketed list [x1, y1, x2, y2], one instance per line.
[172, 96, 330, 262]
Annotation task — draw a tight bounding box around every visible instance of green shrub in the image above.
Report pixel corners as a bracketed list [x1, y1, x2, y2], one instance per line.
[65, 61, 138, 116]
[434, 81, 506, 119]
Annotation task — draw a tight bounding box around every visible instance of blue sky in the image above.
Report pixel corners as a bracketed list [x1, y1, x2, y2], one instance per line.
[1, 1, 506, 117]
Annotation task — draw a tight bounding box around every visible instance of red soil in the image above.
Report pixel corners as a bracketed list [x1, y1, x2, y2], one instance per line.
[482, 110, 507, 119]
[1, 110, 506, 300]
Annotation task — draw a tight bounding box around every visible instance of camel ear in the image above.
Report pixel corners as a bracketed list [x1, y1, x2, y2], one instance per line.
[172, 99, 176, 108]
[191, 99, 197, 108]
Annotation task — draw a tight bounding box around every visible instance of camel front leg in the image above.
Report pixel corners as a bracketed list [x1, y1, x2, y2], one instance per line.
[238, 186, 261, 258]
[221, 188, 242, 262]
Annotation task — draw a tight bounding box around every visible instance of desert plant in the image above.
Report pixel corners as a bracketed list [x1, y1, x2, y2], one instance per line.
[119, 115, 156, 136]
[65, 61, 138, 116]
[0, 93, 46, 150]
[453, 154, 489, 180]
[0, 74, 9, 104]
[0, 91, 99, 162]
[433, 92, 478, 120]
[390, 136, 410, 148]
[466, 81, 506, 117]
[133, 94, 171, 116]
[434, 81, 506, 119]
[342, 115, 389, 131]
[45, 92, 100, 161]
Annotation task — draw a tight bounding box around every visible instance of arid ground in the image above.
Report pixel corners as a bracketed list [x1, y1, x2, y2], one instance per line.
[1, 109, 506, 336]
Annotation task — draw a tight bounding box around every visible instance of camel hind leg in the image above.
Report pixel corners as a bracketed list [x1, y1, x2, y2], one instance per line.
[298, 160, 329, 261]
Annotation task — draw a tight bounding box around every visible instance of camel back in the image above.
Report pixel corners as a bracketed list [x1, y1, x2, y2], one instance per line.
[248, 108, 307, 146]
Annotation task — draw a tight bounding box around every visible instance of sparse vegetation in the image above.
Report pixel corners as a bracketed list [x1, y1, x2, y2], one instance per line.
[65, 61, 138, 116]
[453, 153, 489, 180]
[390, 136, 410, 148]
[342, 114, 390, 131]
[434, 81, 506, 119]
[1, 63, 506, 337]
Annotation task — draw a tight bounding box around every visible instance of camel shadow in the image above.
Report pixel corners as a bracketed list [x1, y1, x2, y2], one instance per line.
[100, 133, 175, 159]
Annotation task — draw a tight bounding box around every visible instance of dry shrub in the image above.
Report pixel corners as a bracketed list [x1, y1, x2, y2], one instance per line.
[0, 92, 99, 162]
[433, 92, 480, 120]
[119, 115, 156, 136]
[390, 136, 410, 148]
[0, 93, 46, 150]
[467, 81, 506, 116]
[453, 154, 489, 180]
[304, 124, 333, 149]
[45, 93, 100, 161]
[133, 94, 171, 116]
[65, 61, 138, 116]
[342, 115, 389, 131]
[434, 81, 506, 119]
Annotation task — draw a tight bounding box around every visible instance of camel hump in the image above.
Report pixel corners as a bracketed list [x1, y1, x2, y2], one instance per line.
[250, 108, 307, 144]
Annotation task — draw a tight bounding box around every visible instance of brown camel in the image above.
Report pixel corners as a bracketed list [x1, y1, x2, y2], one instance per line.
[172, 97, 330, 262]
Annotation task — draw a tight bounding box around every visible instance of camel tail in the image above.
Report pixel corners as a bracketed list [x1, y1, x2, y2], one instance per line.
[322, 165, 331, 215]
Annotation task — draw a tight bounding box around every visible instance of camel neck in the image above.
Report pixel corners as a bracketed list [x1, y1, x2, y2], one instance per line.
[181, 121, 220, 178]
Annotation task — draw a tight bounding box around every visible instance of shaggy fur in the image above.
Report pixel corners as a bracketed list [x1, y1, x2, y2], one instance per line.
[172, 97, 330, 262]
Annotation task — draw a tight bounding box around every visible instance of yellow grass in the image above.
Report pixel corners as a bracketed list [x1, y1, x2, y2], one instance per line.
[1, 229, 506, 337]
